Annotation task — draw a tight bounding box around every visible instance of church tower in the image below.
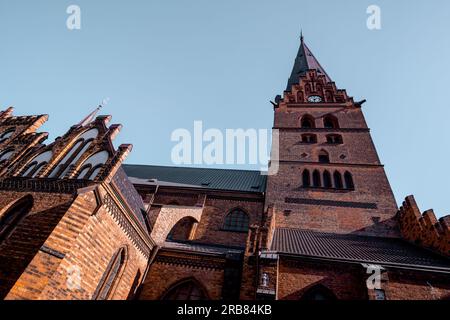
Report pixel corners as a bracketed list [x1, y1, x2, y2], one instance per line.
[265, 36, 399, 238]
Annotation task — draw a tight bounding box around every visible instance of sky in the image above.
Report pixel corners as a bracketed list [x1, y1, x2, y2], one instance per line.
[0, 0, 449, 218]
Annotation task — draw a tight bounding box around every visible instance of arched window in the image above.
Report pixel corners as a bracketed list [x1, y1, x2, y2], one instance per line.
[301, 285, 337, 301]
[300, 115, 315, 129]
[301, 134, 317, 144]
[0, 195, 33, 243]
[162, 279, 208, 300]
[323, 170, 332, 188]
[302, 169, 311, 187]
[93, 247, 127, 300]
[318, 150, 330, 163]
[334, 171, 343, 189]
[326, 134, 343, 144]
[344, 171, 355, 190]
[0, 128, 15, 143]
[223, 209, 250, 232]
[323, 115, 339, 129]
[313, 170, 321, 187]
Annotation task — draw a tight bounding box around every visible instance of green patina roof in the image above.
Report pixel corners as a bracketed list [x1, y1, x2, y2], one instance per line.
[123, 164, 267, 193]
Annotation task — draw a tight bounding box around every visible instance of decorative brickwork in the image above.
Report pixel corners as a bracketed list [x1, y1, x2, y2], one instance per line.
[398, 195, 450, 257]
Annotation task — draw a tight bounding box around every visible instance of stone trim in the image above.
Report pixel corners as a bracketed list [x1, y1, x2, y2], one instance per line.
[285, 197, 378, 209]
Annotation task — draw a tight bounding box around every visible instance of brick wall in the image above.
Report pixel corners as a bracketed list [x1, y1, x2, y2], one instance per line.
[398, 195, 450, 257]
[0, 190, 74, 299]
[385, 270, 450, 300]
[139, 255, 225, 300]
[277, 258, 368, 300]
[0, 186, 150, 300]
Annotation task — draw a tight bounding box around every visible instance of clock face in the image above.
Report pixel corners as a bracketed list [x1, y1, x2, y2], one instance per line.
[308, 95, 322, 103]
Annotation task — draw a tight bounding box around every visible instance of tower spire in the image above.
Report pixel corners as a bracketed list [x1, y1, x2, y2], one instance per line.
[286, 35, 331, 91]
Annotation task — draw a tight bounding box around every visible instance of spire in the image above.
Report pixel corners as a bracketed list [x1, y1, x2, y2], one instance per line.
[76, 105, 103, 127]
[75, 98, 110, 128]
[286, 34, 331, 91]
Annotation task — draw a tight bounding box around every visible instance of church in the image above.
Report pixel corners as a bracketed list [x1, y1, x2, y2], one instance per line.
[0, 36, 449, 300]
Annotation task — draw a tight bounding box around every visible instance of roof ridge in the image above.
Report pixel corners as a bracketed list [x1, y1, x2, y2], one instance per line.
[123, 163, 266, 174]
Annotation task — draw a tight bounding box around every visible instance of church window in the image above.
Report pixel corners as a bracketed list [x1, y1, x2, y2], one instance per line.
[313, 170, 321, 187]
[301, 134, 317, 144]
[326, 134, 343, 144]
[344, 171, 355, 190]
[0, 195, 33, 243]
[302, 169, 311, 187]
[162, 279, 207, 300]
[301, 285, 337, 301]
[323, 115, 339, 129]
[92, 247, 127, 300]
[300, 115, 315, 128]
[223, 209, 250, 232]
[323, 170, 332, 188]
[334, 171, 343, 189]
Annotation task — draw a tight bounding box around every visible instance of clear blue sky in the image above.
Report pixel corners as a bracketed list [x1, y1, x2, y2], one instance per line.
[1, 0, 449, 217]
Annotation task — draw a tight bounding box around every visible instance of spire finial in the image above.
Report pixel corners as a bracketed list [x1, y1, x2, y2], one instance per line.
[76, 98, 109, 127]
[300, 30, 304, 43]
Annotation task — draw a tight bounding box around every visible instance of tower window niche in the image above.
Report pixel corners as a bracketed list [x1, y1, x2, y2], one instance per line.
[323, 170, 332, 188]
[326, 134, 343, 144]
[318, 150, 330, 163]
[300, 115, 315, 129]
[312, 170, 321, 187]
[302, 169, 311, 187]
[301, 134, 317, 144]
[334, 171, 344, 189]
[344, 171, 355, 190]
[323, 115, 339, 129]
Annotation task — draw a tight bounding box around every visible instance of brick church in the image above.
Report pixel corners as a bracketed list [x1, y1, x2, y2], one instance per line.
[0, 36, 449, 300]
